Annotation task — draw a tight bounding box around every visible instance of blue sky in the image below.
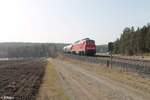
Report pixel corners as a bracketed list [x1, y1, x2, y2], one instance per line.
[0, 0, 150, 44]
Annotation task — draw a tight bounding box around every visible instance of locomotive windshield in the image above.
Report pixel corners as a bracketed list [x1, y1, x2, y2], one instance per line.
[86, 40, 95, 45]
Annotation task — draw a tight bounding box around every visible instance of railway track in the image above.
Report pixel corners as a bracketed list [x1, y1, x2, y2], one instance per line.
[64, 54, 150, 76]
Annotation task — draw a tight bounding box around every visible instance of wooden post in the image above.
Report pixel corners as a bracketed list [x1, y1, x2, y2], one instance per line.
[110, 50, 112, 68]
[108, 42, 113, 68]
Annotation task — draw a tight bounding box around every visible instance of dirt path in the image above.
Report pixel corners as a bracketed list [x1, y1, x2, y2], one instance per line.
[36, 59, 69, 100]
[52, 59, 150, 100]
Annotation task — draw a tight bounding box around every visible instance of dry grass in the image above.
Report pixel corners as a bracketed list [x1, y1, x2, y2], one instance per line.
[36, 59, 69, 100]
[113, 54, 150, 61]
[60, 56, 150, 94]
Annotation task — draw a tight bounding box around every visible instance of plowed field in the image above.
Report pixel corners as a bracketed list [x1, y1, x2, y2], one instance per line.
[0, 59, 46, 100]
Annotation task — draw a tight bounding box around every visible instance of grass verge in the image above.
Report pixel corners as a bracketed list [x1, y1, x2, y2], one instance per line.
[36, 59, 69, 100]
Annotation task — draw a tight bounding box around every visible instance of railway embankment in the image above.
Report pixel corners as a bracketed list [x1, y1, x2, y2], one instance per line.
[64, 54, 150, 77]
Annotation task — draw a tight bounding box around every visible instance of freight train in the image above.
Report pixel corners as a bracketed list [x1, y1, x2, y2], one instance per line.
[63, 38, 96, 56]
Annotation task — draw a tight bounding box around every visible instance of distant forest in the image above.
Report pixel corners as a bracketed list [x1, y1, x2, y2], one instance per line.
[96, 45, 108, 53]
[113, 23, 150, 55]
[0, 43, 66, 58]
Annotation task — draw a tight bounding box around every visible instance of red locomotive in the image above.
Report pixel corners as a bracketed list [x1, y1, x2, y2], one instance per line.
[63, 38, 96, 56]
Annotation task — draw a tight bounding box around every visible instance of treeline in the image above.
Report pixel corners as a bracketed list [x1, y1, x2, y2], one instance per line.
[113, 23, 150, 55]
[96, 45, 108, 53]
[0, 43, 58, 58]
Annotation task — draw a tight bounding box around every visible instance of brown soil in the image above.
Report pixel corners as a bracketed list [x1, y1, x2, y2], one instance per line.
[0, 59, 46, 100]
